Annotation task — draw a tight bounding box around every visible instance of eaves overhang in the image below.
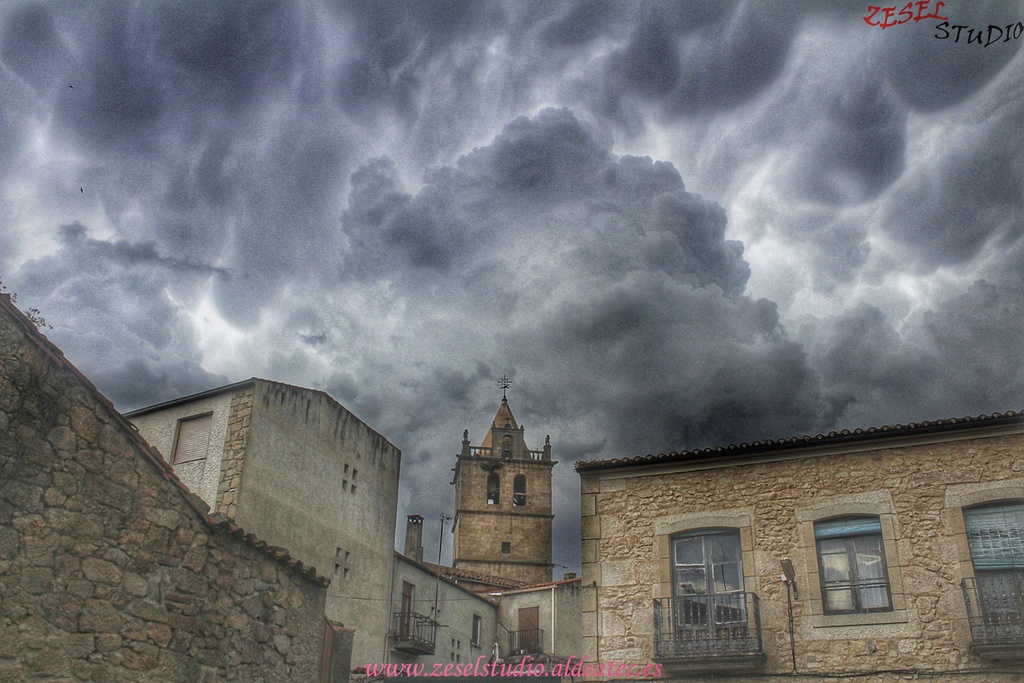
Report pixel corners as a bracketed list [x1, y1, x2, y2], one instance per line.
[575, 410, 1024, 476]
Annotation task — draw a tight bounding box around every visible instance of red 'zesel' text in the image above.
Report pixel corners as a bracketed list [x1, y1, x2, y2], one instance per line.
[863, 1, 948, 29]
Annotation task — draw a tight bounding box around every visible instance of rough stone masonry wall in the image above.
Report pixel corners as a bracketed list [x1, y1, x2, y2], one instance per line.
[0, 300, 330, 682]
[581, 435, 1024, 682]
[215, 387, 255, 518]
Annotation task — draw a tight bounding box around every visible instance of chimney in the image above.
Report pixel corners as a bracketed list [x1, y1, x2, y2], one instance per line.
[405, 515, 424, 563]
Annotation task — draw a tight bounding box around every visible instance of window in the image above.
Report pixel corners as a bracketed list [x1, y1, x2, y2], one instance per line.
[399, 582, 415, 638]
[815, 517, 892, 614]
[172, 414, 212, 464]
[471, 614, 482, 646]
[502, 435, 513, 459]
[964, 501, 1024, 625]
[515, 606, 541, 654]
[671, 529, 746, 636]
[487, 473, 500, 505]
[501, 541, 511, 554]
[513, 475, 527, 507]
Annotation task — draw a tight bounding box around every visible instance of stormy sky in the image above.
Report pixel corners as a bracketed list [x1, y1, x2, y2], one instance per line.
[3, 0, 1024, 573]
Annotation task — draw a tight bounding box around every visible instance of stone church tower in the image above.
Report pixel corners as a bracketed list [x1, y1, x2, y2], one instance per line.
[451, 387, 555, 585]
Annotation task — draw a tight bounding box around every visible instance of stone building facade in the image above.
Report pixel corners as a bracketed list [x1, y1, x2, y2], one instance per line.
[0, 293, 347, 682]
[127, 378, 402, 668]
[577, 414, 1024, 681]
[451, 397, 554, 586]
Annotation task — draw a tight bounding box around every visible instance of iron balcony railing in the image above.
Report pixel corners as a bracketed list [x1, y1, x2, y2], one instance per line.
[508, 627, 544, 656]
[393, 611, 439, 655]
[962, 575, 1024, 650]
[653, 593, 763, 660]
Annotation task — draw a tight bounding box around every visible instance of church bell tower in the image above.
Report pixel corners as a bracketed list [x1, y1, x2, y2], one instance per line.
[451, 379, 555, 585]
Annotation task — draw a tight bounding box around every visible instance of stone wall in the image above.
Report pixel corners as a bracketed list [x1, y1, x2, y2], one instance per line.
[579, 426, 1024, 682]
[0, 295, 337, 682]
[215, 387, 255, 518]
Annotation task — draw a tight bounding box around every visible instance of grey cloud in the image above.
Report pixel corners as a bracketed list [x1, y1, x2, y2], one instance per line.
[881, 0, 1023, 112]
[608, 3, 797, 118]
[55, 222, 230, 276]
[12, 224, 227, 409]
[339, 110, 838, 464]
[802, 280, 1024, 428]
[877, 98, 1024, 269]
[783, 76, 908, 206]
[0, 4, 70, 95]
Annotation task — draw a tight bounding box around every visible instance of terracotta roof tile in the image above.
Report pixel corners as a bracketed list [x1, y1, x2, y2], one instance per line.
[576, 410, 1024, 472]
[420, 562, 531, 590]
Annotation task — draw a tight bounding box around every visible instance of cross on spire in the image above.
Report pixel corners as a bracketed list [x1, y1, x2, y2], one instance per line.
[499, 375, 511, 401]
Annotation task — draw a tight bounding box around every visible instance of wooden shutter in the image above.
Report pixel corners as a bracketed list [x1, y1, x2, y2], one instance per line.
[173, 414, 212, 464]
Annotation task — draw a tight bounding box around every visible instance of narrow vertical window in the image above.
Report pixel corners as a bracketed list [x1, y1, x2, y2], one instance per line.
[399, 582, 415, 638]
[471, 614, 482, 646]
[487, 472, 500, 505]
[513, 475, 527, 507]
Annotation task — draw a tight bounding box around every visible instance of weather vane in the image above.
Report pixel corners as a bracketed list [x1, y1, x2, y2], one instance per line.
[499, 375, 511, 400]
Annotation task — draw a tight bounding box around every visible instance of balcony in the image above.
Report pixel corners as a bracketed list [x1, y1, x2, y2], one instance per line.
[653, 594, 766, 673]
[393, 611, 439, 656]
[469, 446, 548, 461]
[962, 574, 1024, 660]
[507, 628, 544, 656]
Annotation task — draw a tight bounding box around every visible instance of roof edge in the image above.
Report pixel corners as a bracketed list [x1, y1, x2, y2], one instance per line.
[576, 410, 1024, 473]
[123, 378, 257, 417]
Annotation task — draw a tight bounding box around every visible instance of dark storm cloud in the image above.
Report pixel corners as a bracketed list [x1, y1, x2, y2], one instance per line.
[876, 90, 1024, 269]
[782, 76, 908, 206]
[4, 0, 1024, 573]
[881, 0, 1023, 111]
[802, 280, 1024, 428]
[333, 0, 503, 122]
[13, 223, 227, 409]
[52, 222, 230, 276]
[607, 2, 797, 118]
[340, 109, 838, 460]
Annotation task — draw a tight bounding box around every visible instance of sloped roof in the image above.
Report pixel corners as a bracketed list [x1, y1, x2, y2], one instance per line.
[397, 554, 500, 605]
[0, 293, 328, 586]
[489, 575, 582, 595]
[576, 410, 1024, 473]
[421, 561, 531, 590]
[480, 398, 528, 449]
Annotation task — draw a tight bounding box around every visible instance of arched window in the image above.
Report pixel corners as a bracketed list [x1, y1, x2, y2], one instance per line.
[502, 435, 513, 460]
[513, 475, 527, 507]
[487, 473, 500, 505]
